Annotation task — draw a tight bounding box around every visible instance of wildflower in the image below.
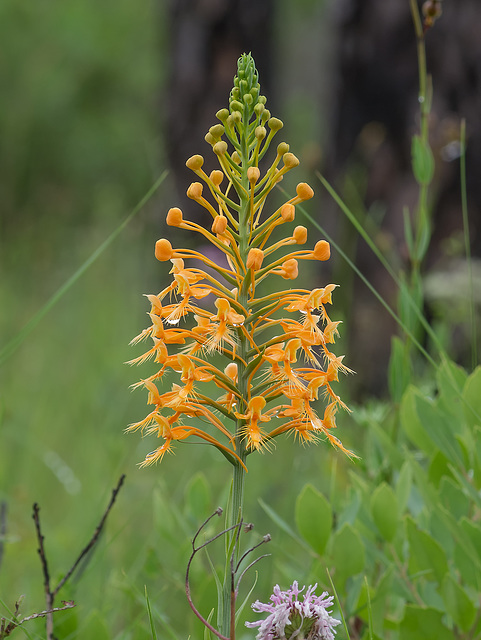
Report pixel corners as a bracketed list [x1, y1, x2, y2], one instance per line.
[246, 581, 341, 640]
[129, 53, 353, 468]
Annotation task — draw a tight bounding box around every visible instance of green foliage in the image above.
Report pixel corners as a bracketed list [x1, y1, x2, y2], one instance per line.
[295, 484, 332, 556]
[281, 362, 481, 639]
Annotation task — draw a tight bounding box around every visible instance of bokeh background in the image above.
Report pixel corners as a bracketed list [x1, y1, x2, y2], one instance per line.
[1, 0, 480, 638]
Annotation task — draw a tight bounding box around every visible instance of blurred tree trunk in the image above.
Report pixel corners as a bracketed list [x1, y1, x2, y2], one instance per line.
[164, 0, 274, 214]
[326, 0, 481, 393]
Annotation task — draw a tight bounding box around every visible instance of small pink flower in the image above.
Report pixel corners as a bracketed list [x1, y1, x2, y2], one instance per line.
[246, 581, 341, 640]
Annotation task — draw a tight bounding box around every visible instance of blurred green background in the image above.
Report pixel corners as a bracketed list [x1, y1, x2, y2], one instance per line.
[1, 0, 479, 638]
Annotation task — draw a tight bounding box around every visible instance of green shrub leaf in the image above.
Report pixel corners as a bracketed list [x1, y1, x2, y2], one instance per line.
[441, 574, 476, 632]
[295, 484, 332, 555]
[330, 523, 365, 586]
[400, 386, 436, 454]
[462, 366, 481, 430]
[399, 605, 452, 640]
[370, 482, 399, 542]
[405, 515, 448, 584]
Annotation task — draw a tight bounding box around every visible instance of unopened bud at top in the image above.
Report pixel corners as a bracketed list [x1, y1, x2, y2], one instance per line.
[247, 167, 260, 184]
[255, 126, 266, 141]
[187, 182, 203, 199]
[296, 182, 314, 200]
[166, 207, 183, 226]
[268, 117, 283, 132]
[213, 141, 228, 156]
[277, 142, 290, 156]
[210, 170, 224, 186]
[224, 362, 238, 381]
[246, 248, 264, 271]
[186, 155, 204, 171]
[155, 239, 174, 261]
[312, 240, 330, 261]
[209, 124, 225, 140]
[212, 216, 228, 235]
[293, 226, 308, 244]
[216, 108, 230, 123]
[283, 153, 300, 169]
[280, 203, 295, 222]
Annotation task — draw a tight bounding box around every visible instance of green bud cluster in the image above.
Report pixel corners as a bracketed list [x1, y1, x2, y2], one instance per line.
[208, 53, 285, 172]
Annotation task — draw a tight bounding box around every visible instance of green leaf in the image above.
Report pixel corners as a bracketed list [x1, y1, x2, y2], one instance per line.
[439, 477, 470, 521]
[412, 135, 435, 186]
[185, 472, 211, 522]
[436, 358, 467, 420]
[428, 450, 454, 487]
[400, 386, 436, 454]
[399, 605, 452, 640]
[454, 543, 481, 590]
[370, 483, 399, 542]
[462, 366, 481, 430]
[295, 484, 332, 556]
[395, 461, 412, 512]
[415, 394, 465, 468]
[388, 336, 411, 403]
[405, 515, 448, 584]
[460, 517, 481, 563]
[441, 574, 476, 632]
[330, 523, 365, 587]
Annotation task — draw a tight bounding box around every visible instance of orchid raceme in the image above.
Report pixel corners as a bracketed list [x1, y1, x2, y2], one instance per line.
[128, 53, 353, 471]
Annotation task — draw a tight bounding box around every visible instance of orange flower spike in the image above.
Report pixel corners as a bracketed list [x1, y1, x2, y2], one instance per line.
[129, 53, 352, 470]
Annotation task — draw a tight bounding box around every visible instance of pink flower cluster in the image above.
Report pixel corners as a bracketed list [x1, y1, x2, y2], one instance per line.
[246, 581, 341, 640]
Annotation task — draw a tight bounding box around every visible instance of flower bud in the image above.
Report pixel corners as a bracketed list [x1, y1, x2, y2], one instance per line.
[224, 362, 238, 381]
[205, 132, 215, 145]
[254, 103, 265, 117]
[216, 108, 229, 122]
[230, 100, 243, 113]
[255, 126, 266, 141]
[212, 216, 228, 235]
[293, 226, 308, 244]
[280, 203, 295, 221]
[185, 155, 204, 171]
[247, 167, 260, 184]
[280, 258, 298, 279]
[213, 141, 228, 156]
[155, 239, 174, 261]
[312, 240, 330, 261]
[231, 111, 242, 124]
[296, 182, 314, 200]
[261, 109, 271, 124]
[166, 207, 183, 226]
[277, 142, 290, 156]
[283, 153, 300, 169]
[187, 182, 203, 199]
[209, 124, 225, 139]
[246, 248, 264, 271]
[268, 117, 283, 132]
[232, 151, 241, 164]
[210, 170, 224, 186]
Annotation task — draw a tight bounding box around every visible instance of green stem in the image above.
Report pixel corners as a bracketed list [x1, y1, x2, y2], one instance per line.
[220, 124, 251, 639]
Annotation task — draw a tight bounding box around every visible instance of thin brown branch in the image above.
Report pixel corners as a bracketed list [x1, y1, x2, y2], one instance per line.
[0, 600, 75, 639]
[32, 503, 55, 638]
[53, 473, 126, 596]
